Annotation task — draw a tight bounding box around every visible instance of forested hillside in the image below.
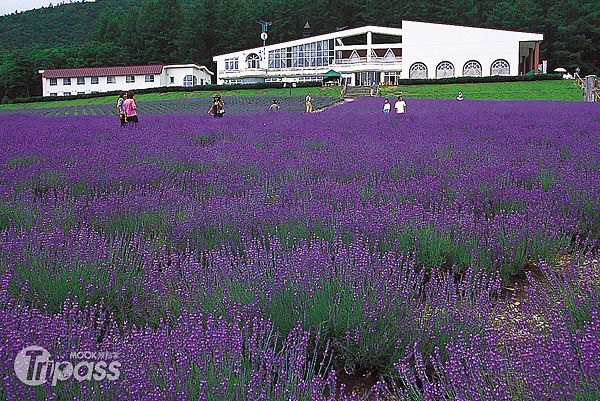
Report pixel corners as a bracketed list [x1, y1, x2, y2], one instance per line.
[0, 0, 599, 100]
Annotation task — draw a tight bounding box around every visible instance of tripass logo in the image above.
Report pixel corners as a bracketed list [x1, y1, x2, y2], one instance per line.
[14, 345, 121, 386]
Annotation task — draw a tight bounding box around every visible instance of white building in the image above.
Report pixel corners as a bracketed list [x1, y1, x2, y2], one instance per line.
[213, 21, 544, 86]
[38, 63, 213, 97]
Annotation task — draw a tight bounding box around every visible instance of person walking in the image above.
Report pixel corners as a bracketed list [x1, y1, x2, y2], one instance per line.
[394, 95, 407, 114]
[382, 98, 391, 114]
[208, 94, 224, 118]
[123, 91, 138, 125]
[117, 91, 127, 126]
[305, 92, 313, 113]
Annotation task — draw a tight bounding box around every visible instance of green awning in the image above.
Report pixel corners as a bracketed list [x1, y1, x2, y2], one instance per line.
[322, 70, 341, 78]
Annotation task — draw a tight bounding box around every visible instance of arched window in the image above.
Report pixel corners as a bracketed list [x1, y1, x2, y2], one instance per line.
[463, 60, 482, 77]
[247, 53, 260, 69]
[436, 61, 455, 78]
[409, 62, 428, 79]
[491, 59, 510, 76]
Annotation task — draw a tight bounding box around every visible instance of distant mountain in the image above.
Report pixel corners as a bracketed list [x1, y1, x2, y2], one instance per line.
[0, 0, 194, 51]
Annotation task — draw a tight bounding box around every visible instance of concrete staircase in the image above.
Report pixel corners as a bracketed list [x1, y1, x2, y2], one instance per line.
[344, 85, 378, 99]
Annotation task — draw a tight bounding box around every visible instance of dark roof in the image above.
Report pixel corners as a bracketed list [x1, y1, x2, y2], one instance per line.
[41, 65, 165, 78]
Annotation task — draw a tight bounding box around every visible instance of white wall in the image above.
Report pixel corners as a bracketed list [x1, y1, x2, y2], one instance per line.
[42, 74, 163, 96]
[41, 65, 213, 96]
[401, 21, 543, 79]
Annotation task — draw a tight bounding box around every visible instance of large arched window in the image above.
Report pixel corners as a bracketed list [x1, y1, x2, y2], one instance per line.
[463, 60, 482, 77]
[246, 53, 260, 69]
[436, 61, 455, 78]
[491, 59, 510, 76]
[409, 62, 428, 79]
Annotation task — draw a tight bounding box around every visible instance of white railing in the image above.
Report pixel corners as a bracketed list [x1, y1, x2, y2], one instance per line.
[335, 57, 402, 64]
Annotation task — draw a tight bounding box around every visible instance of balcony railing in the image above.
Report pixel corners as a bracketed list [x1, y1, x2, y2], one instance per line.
[335, 57, 402, 64]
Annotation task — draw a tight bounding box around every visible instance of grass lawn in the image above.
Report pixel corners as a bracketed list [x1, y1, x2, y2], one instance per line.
[380, 79, 583, 101]
[0, 80, 584, 111]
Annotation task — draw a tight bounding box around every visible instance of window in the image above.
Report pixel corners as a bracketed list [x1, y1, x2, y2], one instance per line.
[63, 78, 71, 85]
[50, 78, 57, 86]
[77, 92, 85, 95]
[436, 61, 455, 78]
[145, 74, 154, 82]
[107, 76, 116, 84]
[50, 93, 57, 97]
[409, 62, 428, 79]
[170, 77, 174, 84]
[91, 77, 99, 84]
[224, 57, 239, 70]
[491, 59, 509, 76]
[246, 53, 260, 69]
[126, 75, 135, 83]
[63, 92, 71, 96]
[183, 75, 196, 87]
[463, 60, 482, 77]
[77, 77, 85, 85]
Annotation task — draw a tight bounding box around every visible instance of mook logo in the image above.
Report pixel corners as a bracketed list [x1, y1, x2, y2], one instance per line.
[14, 345, 121, 387]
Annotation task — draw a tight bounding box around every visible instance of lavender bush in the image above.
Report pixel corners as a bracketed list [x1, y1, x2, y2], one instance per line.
[1, 98, 599, 399]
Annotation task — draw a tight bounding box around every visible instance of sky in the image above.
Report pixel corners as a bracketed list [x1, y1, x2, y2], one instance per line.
[0, 0, 94, 16]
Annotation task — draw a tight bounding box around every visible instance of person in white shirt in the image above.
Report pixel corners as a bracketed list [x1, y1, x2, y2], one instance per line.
[382, 98, 391, 114]
[456, 91, 464, 101]
[394, 96, 406, 113]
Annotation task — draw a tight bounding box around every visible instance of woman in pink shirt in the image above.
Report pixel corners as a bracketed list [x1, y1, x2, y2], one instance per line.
[123, 91, 138, 124]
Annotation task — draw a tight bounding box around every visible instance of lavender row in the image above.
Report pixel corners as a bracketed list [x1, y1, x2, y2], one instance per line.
[0, 94, 340, 117]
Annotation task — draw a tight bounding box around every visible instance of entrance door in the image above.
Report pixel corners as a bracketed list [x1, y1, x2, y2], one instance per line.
[354, 72, 380, 86]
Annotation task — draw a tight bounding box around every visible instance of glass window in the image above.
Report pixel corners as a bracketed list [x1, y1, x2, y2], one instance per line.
[183, 75, 194, 87]
[235, 59, 238, 69]
[77, 77, 85, 85]
[126, 75, 135, 83]
[436, 61, 455, 78]
[317, 42, 322, 51]
[409, 62, 428, 79]
[491, 59, 510, 76]
[77, 92, 85, 95]
[49, 78, 57, 86]
[63, 78, 71, 85]
[145, 74, 154, 82]
[311, 42, 316, 51]
[225, 61, 229, 69]
[50, 93, 57, 97]
[323, 40, 328, 50]
[247, 53, 260, 69]
[107, 76, 116, 84]
[170, 77, 174, 84]
[91, 77, 99, 84]
[63, 92, 71, 96]
[463, 60, 482, 77]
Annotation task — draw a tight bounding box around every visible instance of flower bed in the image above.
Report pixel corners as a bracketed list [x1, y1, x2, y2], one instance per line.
[1, 98, 599, 400]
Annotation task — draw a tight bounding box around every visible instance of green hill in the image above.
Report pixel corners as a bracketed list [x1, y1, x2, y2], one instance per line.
[0, 0, 195, 50]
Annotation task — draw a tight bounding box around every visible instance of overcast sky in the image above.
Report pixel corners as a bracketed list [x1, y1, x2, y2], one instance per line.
[0, 0, 95, 16]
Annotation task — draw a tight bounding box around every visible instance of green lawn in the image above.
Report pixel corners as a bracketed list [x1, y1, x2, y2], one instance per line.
[380, 79, 583, 101]
[0, 86, 342, 110]
[0, 80, 583, 111]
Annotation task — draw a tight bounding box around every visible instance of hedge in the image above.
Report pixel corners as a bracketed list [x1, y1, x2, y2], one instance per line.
[10, 81, 322, 104]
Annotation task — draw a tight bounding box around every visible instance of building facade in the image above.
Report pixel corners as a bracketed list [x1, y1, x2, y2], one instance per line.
[213, 21, 543, 86]
[38, 63, 213, 97]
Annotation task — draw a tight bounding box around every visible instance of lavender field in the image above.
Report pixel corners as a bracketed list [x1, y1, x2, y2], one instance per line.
[1, 97, 600, 400]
